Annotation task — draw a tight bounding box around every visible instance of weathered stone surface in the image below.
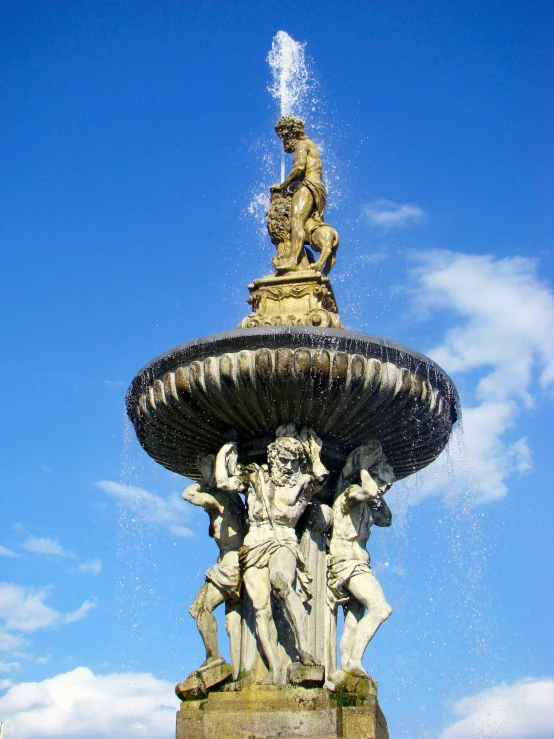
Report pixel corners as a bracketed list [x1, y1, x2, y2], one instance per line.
[341, 702, 389, 739]
[126, 327, 458, 482]
[176, 662, 232, 701]
[175, 684, 388, 739]
[176, 699, 205, 739]
[333, 674, 379, 705]
[287, 662, 325, 687]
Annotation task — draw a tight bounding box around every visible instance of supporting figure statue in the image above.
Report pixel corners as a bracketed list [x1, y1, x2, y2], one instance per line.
[270, 116, 337, 273]
[240, 425, 328, 683]
[328, 441, 394, 678]
[182, 443, 247, 673]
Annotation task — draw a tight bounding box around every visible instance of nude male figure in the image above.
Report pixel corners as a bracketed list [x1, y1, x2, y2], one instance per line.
[270, 116, 328, 270]
[239, 426, 328, 683]
[328, 441, 394, 678]
[182, 443, 247, 673]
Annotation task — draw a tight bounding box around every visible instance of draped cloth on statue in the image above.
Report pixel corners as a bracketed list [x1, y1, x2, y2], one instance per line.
[239, 525, 312, 603]
[299, 179, 327, 218]
[205, 558, 242, 602]
[327, 555, 373, 603]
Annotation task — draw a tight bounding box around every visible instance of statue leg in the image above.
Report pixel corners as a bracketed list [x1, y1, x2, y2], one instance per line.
[225, 599, 242, 679]
[189, 581, 226, 668]
[269, 547, 317, 666]
[243, 565, 282, 683]
[339, 598, 364, 669]
[341, 572, 392, 677]
[290, 186, 314, 267]
[311, 232, 332, 274]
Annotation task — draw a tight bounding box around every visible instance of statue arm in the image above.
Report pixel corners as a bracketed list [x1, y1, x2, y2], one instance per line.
[370, 496, 392, 527]
[300, 428, 329, 481]
[182, 482, 220, 511]
[214, 443, 245, 493]
[271, 141, 308, 191]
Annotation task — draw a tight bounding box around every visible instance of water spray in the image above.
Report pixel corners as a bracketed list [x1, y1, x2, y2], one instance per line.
[267, 30, 310, 180]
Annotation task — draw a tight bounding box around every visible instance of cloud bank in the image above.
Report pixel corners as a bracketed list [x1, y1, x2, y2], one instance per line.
[441, 678, 554, 738]
[96, 481, 193, 537]
[0, 583, 97, 657]
[406, 251, 554, 503]
[0, 666, 177, 738]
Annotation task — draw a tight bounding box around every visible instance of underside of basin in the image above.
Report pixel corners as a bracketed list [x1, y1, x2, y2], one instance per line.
[126, 327, 458, 481]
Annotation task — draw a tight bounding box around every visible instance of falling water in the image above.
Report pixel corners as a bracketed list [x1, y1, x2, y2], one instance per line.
[267, 31, 312, 180]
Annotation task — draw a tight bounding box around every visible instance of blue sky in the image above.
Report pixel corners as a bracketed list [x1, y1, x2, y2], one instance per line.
[1, 2, 553, 737]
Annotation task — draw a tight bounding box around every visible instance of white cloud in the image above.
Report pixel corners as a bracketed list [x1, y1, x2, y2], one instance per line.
[0, 666, 177, 738]
[0, 661, 19, 672]
[364, 198, 426, 227]
[0, 583, 97, 633]
[96, 481, 193, 537]
[0, 631, 27, 654]
[0, 545, 17, 558]
[76, 558, 102, 576]
[407, 251, 554, 503]
[22, 536, 76, 559]
[441, 678, 554, 738]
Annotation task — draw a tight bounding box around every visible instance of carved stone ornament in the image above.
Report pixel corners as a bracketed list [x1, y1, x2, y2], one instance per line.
[238, 271, 343, 329]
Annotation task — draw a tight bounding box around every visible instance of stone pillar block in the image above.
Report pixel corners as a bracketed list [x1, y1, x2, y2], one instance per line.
[175, 683, 388, 739]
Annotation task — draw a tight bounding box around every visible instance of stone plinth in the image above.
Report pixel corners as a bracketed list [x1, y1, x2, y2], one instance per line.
[176, 682, 388, 739]
[238, 271, 343, 329]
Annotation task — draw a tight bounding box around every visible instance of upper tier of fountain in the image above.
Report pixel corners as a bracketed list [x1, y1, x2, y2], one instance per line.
[126, 326, 458, 481]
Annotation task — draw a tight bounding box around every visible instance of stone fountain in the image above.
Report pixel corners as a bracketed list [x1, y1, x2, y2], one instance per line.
[126, 115, 458, 739]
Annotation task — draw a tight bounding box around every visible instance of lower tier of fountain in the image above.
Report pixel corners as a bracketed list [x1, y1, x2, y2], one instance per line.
[126, 327, 458, 480]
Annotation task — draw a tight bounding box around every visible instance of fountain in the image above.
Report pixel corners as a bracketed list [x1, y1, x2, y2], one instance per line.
[126, 34, 458, 739]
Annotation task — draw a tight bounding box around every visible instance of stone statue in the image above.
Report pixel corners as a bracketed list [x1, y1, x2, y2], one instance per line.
[182, 443, 247, 674]
[239, 425, 328, 683]
[328, 441, 394, 678]
[269, 116, 339, 274]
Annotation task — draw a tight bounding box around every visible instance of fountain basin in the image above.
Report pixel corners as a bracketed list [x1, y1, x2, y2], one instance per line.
[126, 327, 458, 480]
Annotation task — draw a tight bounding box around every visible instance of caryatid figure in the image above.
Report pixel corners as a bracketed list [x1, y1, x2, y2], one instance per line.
[328, 441, 394, 678]
[240, 425, 329, 684]
[182, 443, 247, 673]
[270, 116, 328, 271]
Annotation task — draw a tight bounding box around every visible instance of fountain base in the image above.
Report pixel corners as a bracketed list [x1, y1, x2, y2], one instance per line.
[176, 680, 388, 739]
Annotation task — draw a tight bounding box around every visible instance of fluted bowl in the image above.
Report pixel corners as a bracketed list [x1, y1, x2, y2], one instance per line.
[126, 327, 458, 480]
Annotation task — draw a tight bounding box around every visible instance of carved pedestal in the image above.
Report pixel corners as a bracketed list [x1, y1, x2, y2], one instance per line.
[238, 271, 343, 329]
[176, 681, 388, 739]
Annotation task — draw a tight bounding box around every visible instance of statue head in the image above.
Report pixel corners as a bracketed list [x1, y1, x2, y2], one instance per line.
[275, 115, 306, 152]
[341, 441, 382, 484]
[372, 457, 396, 494]
[267, 436, 306, 486]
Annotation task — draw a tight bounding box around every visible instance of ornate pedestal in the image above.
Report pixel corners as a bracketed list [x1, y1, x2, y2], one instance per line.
[176, 680, 388, 739]
[238, 272, 343, 328]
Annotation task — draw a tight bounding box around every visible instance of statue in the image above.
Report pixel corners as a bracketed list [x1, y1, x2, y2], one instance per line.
[328, 441, 394, 678]
[239, 425, 328, 683]
[269, 116, 339, 274]
[182, 443, 247, 673]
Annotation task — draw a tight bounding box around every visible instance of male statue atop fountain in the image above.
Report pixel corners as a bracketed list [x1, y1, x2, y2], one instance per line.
[328, 441, 394, 679]
[182, 443, 247, 675]
[270, 116, 332, 273]
[240, 425, 328, 684]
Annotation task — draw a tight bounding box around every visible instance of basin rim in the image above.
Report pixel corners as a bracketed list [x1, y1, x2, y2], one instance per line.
[126, 326, 459, 424]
